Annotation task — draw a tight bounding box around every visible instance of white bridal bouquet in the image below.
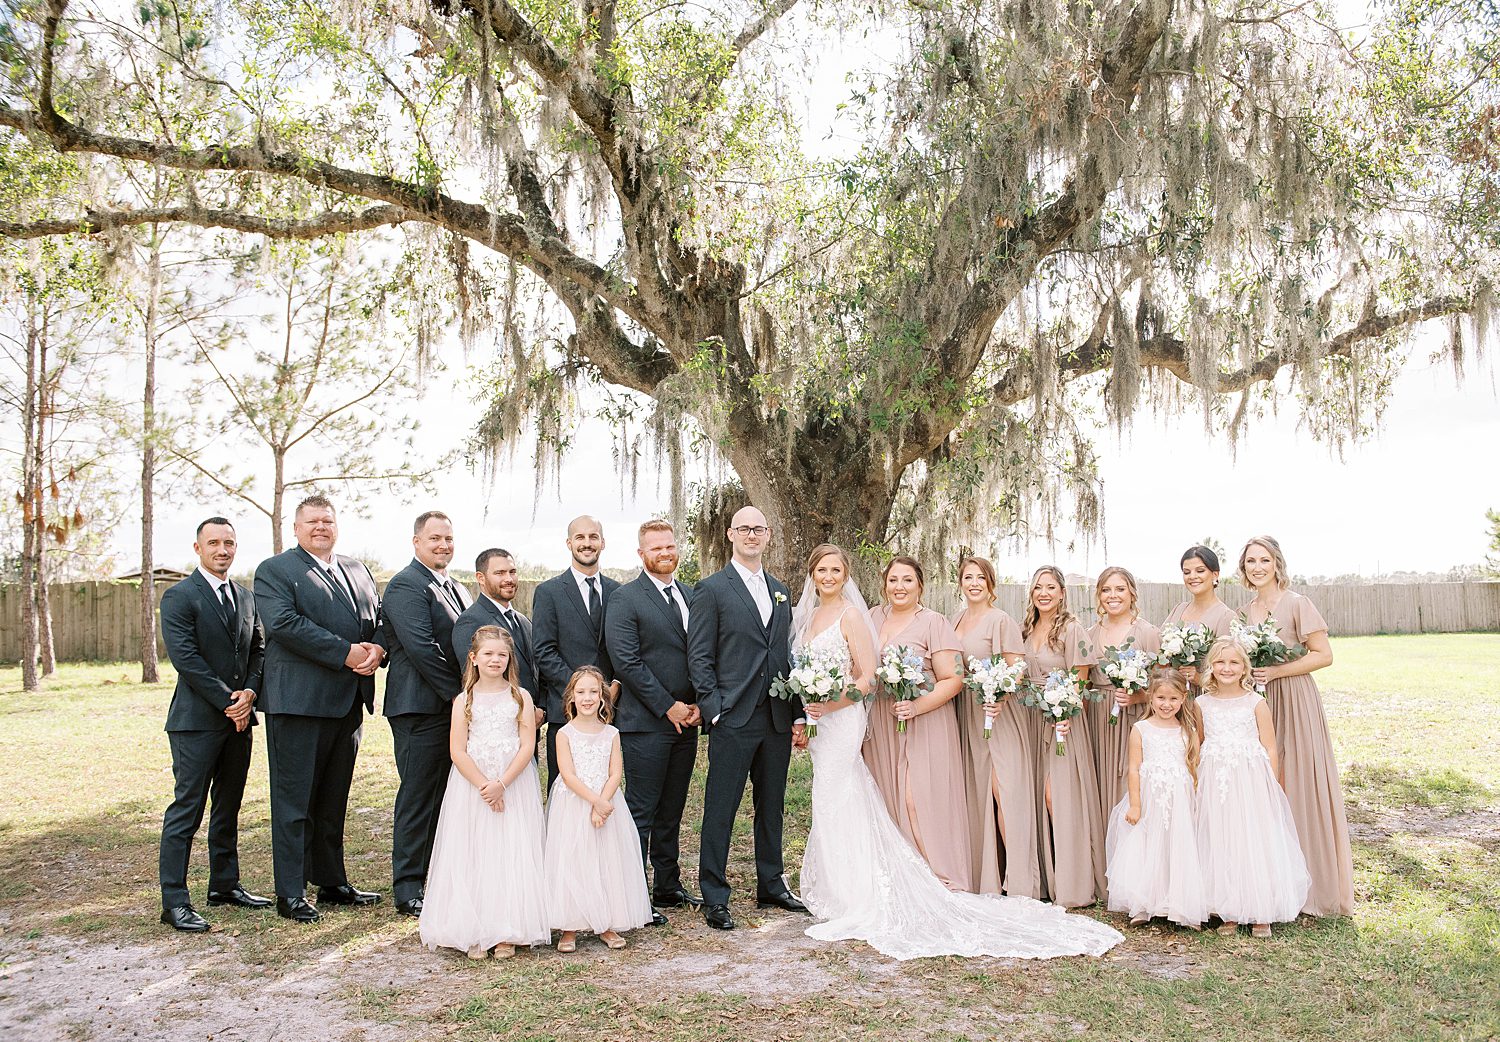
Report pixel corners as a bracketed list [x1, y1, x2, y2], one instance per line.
[1097, 638, 1155, 725]
[770, 646, 860, 738]
[964, 655, 1030, 738]
[875, 645, 926, 733]
[1229, 617, 1308, 695]
[1022, 668, 1092, 756]
[1156, 622, 1214, 676]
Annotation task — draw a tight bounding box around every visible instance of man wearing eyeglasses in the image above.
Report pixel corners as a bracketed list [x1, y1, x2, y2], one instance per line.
[687, 506, 807, 931]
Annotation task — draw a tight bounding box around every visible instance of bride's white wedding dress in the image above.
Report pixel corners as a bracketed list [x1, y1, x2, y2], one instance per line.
[798, 614, 1123, 960]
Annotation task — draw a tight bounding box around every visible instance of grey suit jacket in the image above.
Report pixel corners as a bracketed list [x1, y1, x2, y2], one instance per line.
[160, 571, 265, 732]
[531, 569, 619, 724]
[604, 572, 696, 733]
[253, 546, 385, 718]
[686, 564, 798, 731]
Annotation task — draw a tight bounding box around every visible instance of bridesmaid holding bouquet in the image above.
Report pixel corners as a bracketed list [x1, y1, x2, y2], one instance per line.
[1087, 567, 1162, 823]
[949, 556, 1040, 898]
[1238, 536, 1354, 917]
[1021, 566, 1103, 908]
[1162, 545, 1236, 691]
[864, 556, 972, 891]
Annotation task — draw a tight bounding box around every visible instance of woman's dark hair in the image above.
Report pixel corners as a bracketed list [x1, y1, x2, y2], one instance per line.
[1180, 545, 1221, 574]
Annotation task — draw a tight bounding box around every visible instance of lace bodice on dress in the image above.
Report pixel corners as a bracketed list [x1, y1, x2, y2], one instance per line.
[1199, 693, 1269, 802]
[564, 723, 615, 791]
[1135, 721, 1193, 821]
[467, 690, 521, 778]
[797, 611, 855, 672]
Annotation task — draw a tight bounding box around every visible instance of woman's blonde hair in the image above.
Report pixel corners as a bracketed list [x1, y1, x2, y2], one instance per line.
[806, 543, 852, 583]
[957, 556, 998, 606]
[1094, 566, 1141, 620]
[462, 625, 523, 724]
[563, 666, 614, 724]
[1202, 637, 1254, 696]
[1239, 535, 1291, 590]
[1022, 565, 1075, 652]
[1144, 669, 1202, 781]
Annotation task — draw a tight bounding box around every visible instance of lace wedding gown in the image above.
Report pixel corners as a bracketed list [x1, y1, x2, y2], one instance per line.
[798, 616, 1123, 960]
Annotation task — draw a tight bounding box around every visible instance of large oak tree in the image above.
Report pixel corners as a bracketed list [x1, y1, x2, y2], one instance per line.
[2, 0, 1495, 577]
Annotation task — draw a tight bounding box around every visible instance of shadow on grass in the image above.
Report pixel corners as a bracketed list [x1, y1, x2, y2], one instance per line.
[1343, 763, 1495, 815]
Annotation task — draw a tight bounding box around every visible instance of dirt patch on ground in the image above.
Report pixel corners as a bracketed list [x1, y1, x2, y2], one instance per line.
[1348, 807, 1500, 848]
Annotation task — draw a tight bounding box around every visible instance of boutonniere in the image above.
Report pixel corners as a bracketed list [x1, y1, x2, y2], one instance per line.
[773, 591, 787, 604]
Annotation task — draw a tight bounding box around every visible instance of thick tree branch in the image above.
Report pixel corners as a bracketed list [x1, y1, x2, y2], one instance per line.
[0, 203, 412, 240]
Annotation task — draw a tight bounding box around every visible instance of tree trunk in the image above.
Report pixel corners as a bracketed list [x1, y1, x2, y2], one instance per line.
[271, 450, 286, 554]
[19, 298, 41, 692]
[139, 225, 162, 682]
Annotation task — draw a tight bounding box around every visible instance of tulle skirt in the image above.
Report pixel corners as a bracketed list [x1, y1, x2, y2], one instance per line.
[1105, 773, 1208, 928]
[1196, 754, 1311, 925]
[419, 763, 551, 951]
[543, 781, 654, 935]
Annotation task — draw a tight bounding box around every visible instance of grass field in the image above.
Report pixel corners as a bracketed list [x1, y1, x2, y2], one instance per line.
[0, 634, 1497, 1041]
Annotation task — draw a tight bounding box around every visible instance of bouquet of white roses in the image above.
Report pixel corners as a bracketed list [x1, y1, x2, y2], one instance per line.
[1022, 668, 1094, 756]
[770, 645, 860, 738]
[964, 655, 1029, 738]
[1229, 617, 1307, 695]
[875, 644, 926, 733]
[1156, 622, 1214, 676]
[1097, 638, 1156, 725]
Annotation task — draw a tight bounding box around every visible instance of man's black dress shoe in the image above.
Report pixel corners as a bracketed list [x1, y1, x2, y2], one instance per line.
[702, 904, 735, 930]
[652, 887, 704, 909]
[757, 889, 810, 914]
[316, 884, 381, 906]
[276, 896, 321, 923]
[208, 886, 273, 909]
[161, 905, 210, 932]
[649, 910, 669, 927]
[395, 897, 423, 918]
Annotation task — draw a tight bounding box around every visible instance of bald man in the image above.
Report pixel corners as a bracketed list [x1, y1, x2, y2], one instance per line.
[530, 515, 620, 791]
[687, 506, 807, 930]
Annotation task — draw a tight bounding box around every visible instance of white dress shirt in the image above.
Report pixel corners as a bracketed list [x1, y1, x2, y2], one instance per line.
[649, 573, 689, 628]
[571, 567, 603, 615]
[731, 558, 772, 626]
[197, 565, 235, 608]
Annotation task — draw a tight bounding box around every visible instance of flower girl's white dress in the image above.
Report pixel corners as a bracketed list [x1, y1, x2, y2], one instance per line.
[543, 722, 654, 935]
[420, 690, 551, 951]
[798, 612, 1122, 960]
[1196, 692, 1311, 924]
[1104, 721, 1208, 927]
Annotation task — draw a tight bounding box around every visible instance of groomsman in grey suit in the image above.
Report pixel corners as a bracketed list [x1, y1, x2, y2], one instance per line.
[451, 547, 538, 710]
[688, 506, 806, 930]
[254, 495, 386, 922]
[604, 519, 701, 925]
[531, 516, 618, 790]
[381, 510, 469, 917]
[157, 517, 269, 931]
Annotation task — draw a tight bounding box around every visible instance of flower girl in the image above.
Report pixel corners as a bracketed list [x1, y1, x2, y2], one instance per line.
[420, 626, 550, 959]
[544, 666, 653, 952]
[1105, 670, 1208, 929]
[1196, 638, 1311, 938]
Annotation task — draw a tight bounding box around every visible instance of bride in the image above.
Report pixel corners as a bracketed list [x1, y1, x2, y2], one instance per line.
[793, 544, 1122, 961]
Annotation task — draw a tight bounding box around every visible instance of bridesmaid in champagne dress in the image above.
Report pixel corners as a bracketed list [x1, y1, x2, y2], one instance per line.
[1022, 566, 1104, 907]
[1162, 545, 1236, 691]
[1087, 567, 1162, 823]
[948, 556, 1040, 898]
[864, 556, 972, 891]
[1238, 536, 1355, 917]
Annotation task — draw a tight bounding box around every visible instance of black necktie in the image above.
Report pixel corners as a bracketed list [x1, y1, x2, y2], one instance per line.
[218, 583, 236, 628]
[663, 584, 685, 631]
[586, 576, 601, 617]
[441, 578, 463, 613]
[330, 564, 358, 610]
[500, 608, 529, 658]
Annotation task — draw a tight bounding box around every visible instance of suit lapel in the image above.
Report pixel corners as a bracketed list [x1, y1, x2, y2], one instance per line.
[640, 574, 687, 644]
[232, 582, 252, 651]
[191, 571, 235, 636]
[725, 567, 770, 642]
[299, 548, 359, 620]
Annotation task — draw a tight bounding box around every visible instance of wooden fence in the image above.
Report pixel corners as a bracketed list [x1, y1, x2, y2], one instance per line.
[1, 577, 1495, 664]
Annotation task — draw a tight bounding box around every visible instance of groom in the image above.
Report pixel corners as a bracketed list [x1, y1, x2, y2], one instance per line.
[688, 506, 807, 930]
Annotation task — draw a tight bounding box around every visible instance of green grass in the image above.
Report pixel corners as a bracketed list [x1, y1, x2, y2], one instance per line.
[1, 636, 1497, 1041]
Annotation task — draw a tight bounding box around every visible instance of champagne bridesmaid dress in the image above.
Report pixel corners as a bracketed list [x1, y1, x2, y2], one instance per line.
[1245, 591, 1355, 917]
[1162, 599, 1236, 639]
[949, 607, 1041, 898]
[863, 605, 973, 891]
[1025, 622, 1104, 908]
[1087, 619, 1162, 825]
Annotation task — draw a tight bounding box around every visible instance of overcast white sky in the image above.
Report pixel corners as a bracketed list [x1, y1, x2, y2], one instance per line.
[107, 1, 1500, 582]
